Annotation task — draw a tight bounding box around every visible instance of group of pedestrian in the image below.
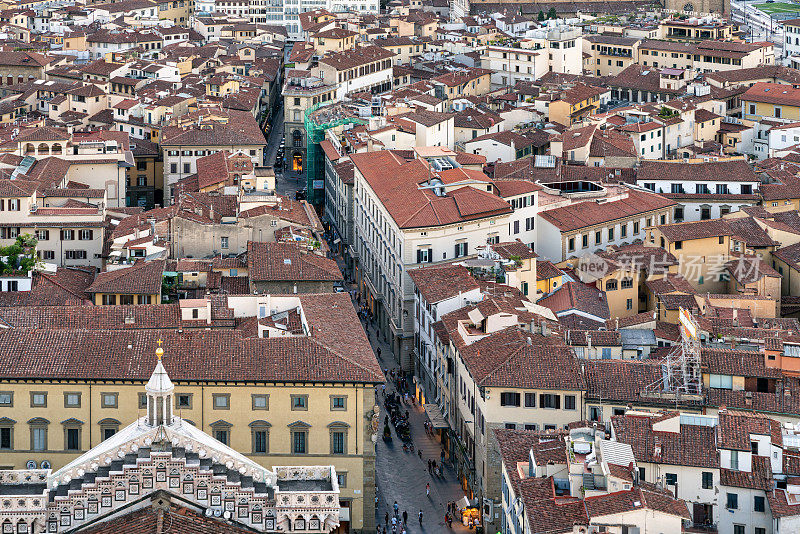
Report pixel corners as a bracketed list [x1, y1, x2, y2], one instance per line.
[379, 501, 423, 534]
[426, 458, 443, 479]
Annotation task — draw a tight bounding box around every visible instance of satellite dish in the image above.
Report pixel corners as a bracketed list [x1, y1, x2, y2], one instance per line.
[26, 460, 36, 470]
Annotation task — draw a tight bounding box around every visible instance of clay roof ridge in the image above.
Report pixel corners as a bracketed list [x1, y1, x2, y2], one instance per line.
[306, 335, 383, 381]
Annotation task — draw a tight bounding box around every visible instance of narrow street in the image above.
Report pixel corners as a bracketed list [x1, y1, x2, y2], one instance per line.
[369, 335, 474, 534]
[264, 103, 302, 198]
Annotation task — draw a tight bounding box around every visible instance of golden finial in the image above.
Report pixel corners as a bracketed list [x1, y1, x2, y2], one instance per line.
[156, 339, 164, 361]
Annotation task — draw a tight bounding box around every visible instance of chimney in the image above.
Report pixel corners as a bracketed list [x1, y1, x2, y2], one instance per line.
[653, 437, 662, 460]
[587, 334, 592, 355]
[615, 317, 619, 330]
[733, 308, 738, 326]
[745, 391, 753, 406]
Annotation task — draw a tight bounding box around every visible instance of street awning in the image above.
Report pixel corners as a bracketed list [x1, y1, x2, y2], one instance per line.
[423, 404, 448, 429]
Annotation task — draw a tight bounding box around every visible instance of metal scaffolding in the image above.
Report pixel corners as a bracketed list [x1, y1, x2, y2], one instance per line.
[642, 307, 703, 401]
[303, 102, 365, 206]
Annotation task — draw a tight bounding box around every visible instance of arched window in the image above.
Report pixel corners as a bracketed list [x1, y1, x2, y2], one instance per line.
[51, 143, 62, 155]
[292, 129, 303, 147]
[24, 143, 34, 155]
[37, 143, 49, 155]
[605, 279, 617, 291]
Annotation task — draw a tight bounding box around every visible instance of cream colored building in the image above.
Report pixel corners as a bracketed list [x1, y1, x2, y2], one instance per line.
[0, 293, 382, 534]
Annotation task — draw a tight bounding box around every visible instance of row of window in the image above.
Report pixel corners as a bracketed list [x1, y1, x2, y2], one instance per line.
[0, 391, 348, 411]
[566, 216, 664, 253]
[498, 392, 577, 410]
[0, 199, 21, 211]
[0, 421, 351, 457]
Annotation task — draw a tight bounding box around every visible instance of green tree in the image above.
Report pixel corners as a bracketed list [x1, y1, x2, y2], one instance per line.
[0, 234, 37, 275]
[548, 7, 557, 19]
[538, 9, 545, 20]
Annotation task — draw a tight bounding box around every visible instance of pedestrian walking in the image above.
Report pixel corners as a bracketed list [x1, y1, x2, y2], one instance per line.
[447, 513, 452, 528]
[426, 483, 430, 497]
[402, 511, 407, 525]
[418, 448, 422, 459]
[385, 512, 389, 527]
[427, 459, 432, 473]
[377, 347, 381, 359]
[393, 501, 399, 517]
[391, 516, 397, 529]
[418, 510, 423, 525]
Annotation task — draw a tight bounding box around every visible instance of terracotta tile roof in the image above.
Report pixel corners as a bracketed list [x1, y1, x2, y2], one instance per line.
[0, 267, 95, 307]
[318, 43, 394, 71]
[0, 303, 184, 329]
[349, 151, 511, 229]
[539, 281, 610, 320]
[638, 159, 757, 183]
[585, 482, 690, 520]
[743, 82, 800, 107]
[491, 240, 537, 260]
[0, 292, 381, 383]
[702, 347, 782, 380]
[720, 455, 772, 490]
[587, 360, 702, 408]
[769, 488, 800, 518]
[657, 218, 733, 242]
[87, 260, 165, 295]
[161, 110, 265, 147]
[80, 503, 257, 534]
[773, 242, 800, 268]
[459, 327, 584, 390]
[247, 242, 342, 282]
[612, 413, 719, 468]
[725, 255, 781, 284]
[539, 190, 674, 232]
[407, 263, 479, 304]
[726, 217, 779, 248]
[536, 260, 563, 281]
[717, 410, 782, 450]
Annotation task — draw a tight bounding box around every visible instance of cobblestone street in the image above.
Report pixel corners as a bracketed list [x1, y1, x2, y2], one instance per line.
[364, 323, 473, 534]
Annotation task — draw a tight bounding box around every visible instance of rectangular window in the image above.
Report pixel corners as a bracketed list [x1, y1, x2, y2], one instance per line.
[754, 495, 765, 512]
[66, 427, 80, 450]
[292, 430, 307, 453]
[0, 426, 11, 450]
[31, 427, 46, 451]
[331, 396, 346, 410]
[220, 236, 229, 249]
[665, 473, 677, 485]
[78, 229, 93, 240]
[291, 395, 308, 410]
[595, 230, 601, 245]
[253, 430, 268, 453]
[454, 242, 468, 257]
[64, 392, 81, 408]
[331, 430, 346, 454]
[539, 394, 560, 409]
[500, 392, 520, 407]
[176, 393, 192, 409]
[101, 393, 118, 408]
[524, 392, 535, 408]
[608, 227, 614, 241]
[212, 394, 230, 409]
[727, 493, 738, 509]
[564, 395, 576, 410]
[30, 392, 47, 407]
[252, 394, 269, 410]
[0, 392, 12, 407]
[702, 471, 713, 489]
